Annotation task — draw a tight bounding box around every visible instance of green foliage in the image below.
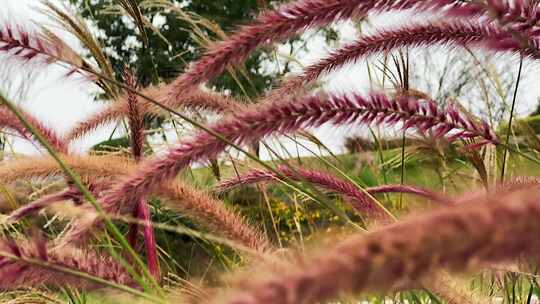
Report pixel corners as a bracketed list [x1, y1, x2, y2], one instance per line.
[498, 115, 540, 136]
[68, 0, 278, 96]
[91, 136, 130, 153]
[222, 186, 353, 244]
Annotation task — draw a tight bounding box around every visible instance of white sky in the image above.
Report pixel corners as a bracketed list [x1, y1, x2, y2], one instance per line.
[3, 0, 110, 155]
[3, 1, 540, 159]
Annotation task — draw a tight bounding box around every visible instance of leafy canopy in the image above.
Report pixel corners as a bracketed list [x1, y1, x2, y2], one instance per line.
[68, 0, 280, 96]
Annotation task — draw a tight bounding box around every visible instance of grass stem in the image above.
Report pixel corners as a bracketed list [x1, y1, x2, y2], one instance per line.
[500, 57, 523, 182]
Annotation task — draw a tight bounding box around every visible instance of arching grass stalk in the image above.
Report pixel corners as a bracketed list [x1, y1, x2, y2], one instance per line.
[258, 141, 361, 228]
[2, 155, 269, 252]
[0, 250, 165, 304]
[397, 50, 409, 210]
[399, 129, 406, 209]
[72, 68, 366, 230]
[369, 128, 390, 185]
[217, 167, 450, 208]
[0, 92, 161, 295]
[281, 133, 397, 221]
[501, 56, 523, 182]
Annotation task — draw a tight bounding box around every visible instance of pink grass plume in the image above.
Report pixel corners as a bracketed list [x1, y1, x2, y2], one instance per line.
[99, 92, 495, 214]
[216, 166, 451, 216]
[275, 20, 540, 99]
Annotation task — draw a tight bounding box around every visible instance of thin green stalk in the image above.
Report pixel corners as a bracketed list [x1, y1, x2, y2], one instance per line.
[399, 129, 406, 209]
[498, 142, 540, 166]
[260, 185, 282, 247]
[370, 128, 389, 185]
[369, 128, 392, 203]
[526, 283, 534, 304]
[398, 49, 409, 210]
[501, 57, 523, 182]
[0, 92, 161, 294]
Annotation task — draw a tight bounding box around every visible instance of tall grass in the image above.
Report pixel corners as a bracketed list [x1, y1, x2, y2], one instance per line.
[0, 0, 540, 303]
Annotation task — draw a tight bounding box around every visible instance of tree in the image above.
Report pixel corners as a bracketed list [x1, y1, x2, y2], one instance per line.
[67, 0, 279, 97]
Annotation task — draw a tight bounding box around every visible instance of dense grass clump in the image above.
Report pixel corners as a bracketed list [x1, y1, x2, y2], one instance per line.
[1, 0, 540, 303]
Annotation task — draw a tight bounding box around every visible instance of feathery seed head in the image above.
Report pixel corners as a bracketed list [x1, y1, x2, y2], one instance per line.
[0, 238, 133, 290]
[101, 92, 493, 221]
[217, 187, 540, 303]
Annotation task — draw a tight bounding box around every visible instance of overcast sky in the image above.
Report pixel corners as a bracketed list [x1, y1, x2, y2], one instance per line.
[4, 1, 540, 159]
[3, 0, 108, 155]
